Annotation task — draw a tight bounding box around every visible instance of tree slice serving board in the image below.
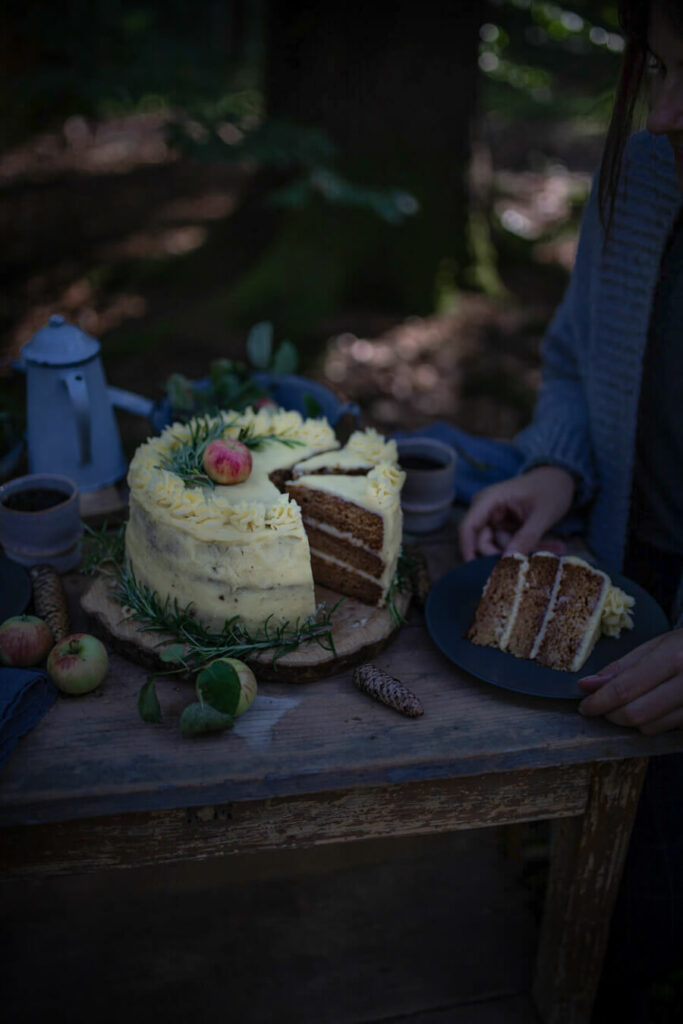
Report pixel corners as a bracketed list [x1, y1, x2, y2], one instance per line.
[81, 576, 411, 683]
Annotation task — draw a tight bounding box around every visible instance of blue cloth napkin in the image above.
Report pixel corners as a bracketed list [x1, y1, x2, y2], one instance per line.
[391, 421, 584, 537]
[0, 667, 58, 767]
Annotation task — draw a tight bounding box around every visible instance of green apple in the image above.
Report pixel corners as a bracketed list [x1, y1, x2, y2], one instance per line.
[195, 656, 258, 717]
[0, 615, 54, 667]
[47, 633, 109, 695]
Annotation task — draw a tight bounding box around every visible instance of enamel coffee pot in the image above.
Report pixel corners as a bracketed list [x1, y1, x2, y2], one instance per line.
[22, 315, 128, 492]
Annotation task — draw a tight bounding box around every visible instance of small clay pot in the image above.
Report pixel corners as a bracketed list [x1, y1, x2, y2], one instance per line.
[0, 473, 81, 572]
[397, 438, 457, 534]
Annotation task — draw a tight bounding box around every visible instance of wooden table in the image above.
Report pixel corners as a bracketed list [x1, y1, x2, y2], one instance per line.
[2, 522, 682, 1024]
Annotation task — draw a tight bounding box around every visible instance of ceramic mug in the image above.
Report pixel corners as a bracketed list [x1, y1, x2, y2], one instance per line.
[397, 437, 457, 534]
[0, 473, 81, 572]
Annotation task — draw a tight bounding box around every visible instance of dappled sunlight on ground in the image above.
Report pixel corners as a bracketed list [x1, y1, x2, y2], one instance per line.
[320, 294, 548, 440]
[2, 111, 586, 448]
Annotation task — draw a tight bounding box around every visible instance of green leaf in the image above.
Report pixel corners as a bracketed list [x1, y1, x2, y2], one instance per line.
[196, 660, 241, 716]
[159, 643, 186, 664]
[166, 373, 195, 412]
[138, 677, 162, 723]
[303, 393, 323, 418]
[271, 339, 299, 375]
[180, 701, 234, 737]
[246, 321, 273, 369]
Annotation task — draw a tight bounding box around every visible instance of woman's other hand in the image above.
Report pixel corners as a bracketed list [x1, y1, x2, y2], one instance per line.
[578, 629, 683, 734]
[458, 466, 576, 561]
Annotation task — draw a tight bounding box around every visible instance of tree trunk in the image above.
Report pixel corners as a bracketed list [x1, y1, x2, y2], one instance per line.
[260, 0, 481, 320]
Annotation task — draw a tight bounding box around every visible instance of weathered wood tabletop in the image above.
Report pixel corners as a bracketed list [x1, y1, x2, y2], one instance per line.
[2, 515, 682, 1024]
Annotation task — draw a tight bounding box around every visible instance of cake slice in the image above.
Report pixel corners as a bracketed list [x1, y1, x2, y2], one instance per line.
[533, 556, 611, 672]
[466, 552, 528, 650]
[466, 552, 635, 672]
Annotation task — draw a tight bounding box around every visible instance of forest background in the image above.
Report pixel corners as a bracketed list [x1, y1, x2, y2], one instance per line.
[0, 0, 627, 461]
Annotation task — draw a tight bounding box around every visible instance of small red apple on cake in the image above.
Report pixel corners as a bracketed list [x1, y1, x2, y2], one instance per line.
[202, 438, 252, 484]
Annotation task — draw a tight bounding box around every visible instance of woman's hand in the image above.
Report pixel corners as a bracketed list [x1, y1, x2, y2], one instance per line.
[578, 629, 683, 734]
[458, 466, 576, 561]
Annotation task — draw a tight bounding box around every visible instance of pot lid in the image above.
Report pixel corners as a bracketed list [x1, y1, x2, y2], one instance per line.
[22, 314, 100, 367]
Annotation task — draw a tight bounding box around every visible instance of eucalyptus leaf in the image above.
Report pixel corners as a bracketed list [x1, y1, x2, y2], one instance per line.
[271, 339, 299, 375]
[159, 643, 186, 664]
[180, 701, 234, 737]
[196, 660, 241, 716]
[138, 677, 162, 723]
[166, 373, 195, 412]
[246, 321, 274, 369]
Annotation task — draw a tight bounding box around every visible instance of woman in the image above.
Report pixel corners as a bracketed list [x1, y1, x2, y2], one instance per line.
[459, 2, 682, 1018]
[460, 0, 683, 735]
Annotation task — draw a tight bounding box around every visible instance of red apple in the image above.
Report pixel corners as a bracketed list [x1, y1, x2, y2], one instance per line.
[195, 656, 258, 717]
[47, 633, 109, 695]
[202, 437, 252, 485]
[0, 615, 54, 667]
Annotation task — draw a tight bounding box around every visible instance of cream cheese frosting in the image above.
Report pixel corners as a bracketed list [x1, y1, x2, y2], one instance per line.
[125, 407, 340, 632]
[124, 407, 405, 633]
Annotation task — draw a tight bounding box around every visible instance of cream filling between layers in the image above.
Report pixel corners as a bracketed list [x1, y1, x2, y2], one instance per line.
[499, 553, 529, 649]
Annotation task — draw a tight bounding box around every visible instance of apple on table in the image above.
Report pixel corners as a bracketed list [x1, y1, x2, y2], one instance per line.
[0, 615, 54, 667]
[47, 633, 109, 695]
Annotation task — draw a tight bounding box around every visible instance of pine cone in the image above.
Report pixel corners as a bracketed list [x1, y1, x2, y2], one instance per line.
[352, 663, 424, 717]
[29, 564, 70, 642]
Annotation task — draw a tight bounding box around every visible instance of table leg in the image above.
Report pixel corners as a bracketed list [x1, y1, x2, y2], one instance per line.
[533, 756, 648, 1024]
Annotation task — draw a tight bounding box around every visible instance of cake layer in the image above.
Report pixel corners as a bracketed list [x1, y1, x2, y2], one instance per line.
[310, 552, 384, 605]
[286, 484, 384, 551]
[535, 557, 610, 672]
[467, 552, 527, 649]
[304, 523, 385, 579]
[506, 552, 561, 658]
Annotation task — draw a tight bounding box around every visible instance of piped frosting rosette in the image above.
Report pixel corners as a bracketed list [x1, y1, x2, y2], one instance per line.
[127, 407, 338, 533]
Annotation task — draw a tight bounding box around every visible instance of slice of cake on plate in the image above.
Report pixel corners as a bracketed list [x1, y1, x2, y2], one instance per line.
[467, 552, 635, 672]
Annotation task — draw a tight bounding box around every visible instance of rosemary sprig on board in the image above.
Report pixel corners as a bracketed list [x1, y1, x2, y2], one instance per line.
[386, 546, 430, 625]
[155, 415, 306, 488]
[115, 563, 339, 669]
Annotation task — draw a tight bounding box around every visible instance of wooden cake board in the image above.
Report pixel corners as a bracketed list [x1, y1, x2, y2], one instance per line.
[81, 577, 411, 683]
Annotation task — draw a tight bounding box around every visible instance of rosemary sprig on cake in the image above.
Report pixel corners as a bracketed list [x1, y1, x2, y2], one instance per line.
[156, 414, 306, 488]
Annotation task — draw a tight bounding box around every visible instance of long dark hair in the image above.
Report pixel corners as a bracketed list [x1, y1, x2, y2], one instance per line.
[599, 0, 683, 228]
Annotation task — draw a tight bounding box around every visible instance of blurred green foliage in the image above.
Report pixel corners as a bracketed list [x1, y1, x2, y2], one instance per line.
[1, 0, 262, 142]
[480, 1, 623, 123]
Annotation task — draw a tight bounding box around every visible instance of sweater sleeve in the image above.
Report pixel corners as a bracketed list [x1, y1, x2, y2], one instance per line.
[514, 176, 602, 507]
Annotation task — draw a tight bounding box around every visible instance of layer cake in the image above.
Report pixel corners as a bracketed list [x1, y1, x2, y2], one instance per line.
[124, 409, 405, 634]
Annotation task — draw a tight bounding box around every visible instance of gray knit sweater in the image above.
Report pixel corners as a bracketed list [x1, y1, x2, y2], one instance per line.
[515, 130, 682, 623]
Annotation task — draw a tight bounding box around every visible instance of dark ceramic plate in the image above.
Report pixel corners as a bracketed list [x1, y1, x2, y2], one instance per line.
[425, 555, 670, 700]
[0, 556, 31, 621]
